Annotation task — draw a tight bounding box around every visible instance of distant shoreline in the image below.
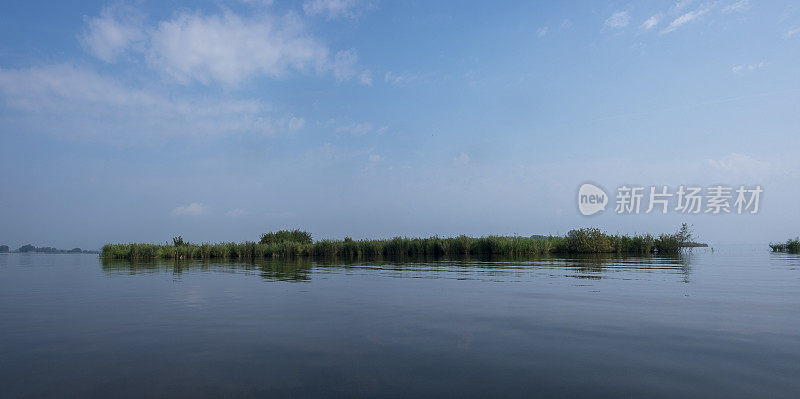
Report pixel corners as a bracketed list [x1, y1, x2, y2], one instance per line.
[0, 245, 99, 255]
[1, 251, 100, 254]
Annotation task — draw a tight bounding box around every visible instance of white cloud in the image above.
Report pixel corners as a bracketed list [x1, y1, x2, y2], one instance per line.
[239, 0, 275, 7]
[303, 0, 366, 19]
[288, 117, 306, 131]
[708, 153, 771, 178]
[172, 203, 209, 216]
[227, 208, 248, 217]
[79, 6, 370, 86]
[332, 48, 358, 81]
[79, 6, 145, 62]
[784, 27, 800, 38]
[0, 64, 157, 111]
[384, 71, 419, 86]
[359, 70, 373, 85]
[722, 0, 750, 14]
[336, 122, 373, 136]
[732, 62, 764, 73]
[661, 7, 711, 34]
[364, 153, 382, 171]
[9, 5, 372, 144]
[454, 152, 470, 166]
[641, 14, 661, 30]
[605, 11, 630, 28]
[671, 0, 694, 12]
[537, 26, 548, 37]
[0, 64, 304, 140]
[146, 11, 329, 85]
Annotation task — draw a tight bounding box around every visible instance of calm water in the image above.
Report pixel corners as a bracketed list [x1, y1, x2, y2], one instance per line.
[1, 247, 799, 398]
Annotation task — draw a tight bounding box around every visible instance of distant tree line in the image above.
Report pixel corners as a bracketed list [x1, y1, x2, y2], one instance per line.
[8, 244, 98, 254]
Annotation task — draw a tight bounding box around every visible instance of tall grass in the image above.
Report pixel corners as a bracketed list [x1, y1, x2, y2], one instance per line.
[770, 238, 800, 253]
[102, 227, 693, 260]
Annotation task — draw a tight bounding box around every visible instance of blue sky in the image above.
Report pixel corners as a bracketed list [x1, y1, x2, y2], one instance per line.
[1, 0, 799, 249]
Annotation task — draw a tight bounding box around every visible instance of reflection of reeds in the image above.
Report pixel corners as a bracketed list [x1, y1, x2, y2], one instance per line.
[770, 238, 800, 253]
[101, 257, 315, 282]
[102, 227, 691, 260]
[101, 253, 692, 283]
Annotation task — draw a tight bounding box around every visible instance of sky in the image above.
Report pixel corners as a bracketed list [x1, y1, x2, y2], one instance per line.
[0, 0, 799, 249]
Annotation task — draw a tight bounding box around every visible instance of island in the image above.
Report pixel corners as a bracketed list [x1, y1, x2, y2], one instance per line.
[102, 224, 706, 260]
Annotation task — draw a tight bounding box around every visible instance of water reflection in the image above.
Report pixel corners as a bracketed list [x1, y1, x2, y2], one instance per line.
[102, 257, 316, 282]
[769, 251, 800, 271]
[6, 248, 800, 399]
[101, 253, 694, 283]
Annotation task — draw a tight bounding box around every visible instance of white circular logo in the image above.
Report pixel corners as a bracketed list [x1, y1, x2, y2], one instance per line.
[578, 183, 608, 216]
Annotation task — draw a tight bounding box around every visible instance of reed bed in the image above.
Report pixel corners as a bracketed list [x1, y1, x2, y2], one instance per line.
[770, 238, 800, 253]
[102, 227, 692, 260]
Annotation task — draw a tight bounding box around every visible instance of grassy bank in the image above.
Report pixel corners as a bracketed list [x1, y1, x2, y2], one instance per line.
[102, 226, 696, 260]
[770, 238, 800, 253]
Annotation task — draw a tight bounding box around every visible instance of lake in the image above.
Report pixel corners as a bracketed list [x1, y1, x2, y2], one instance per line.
[1, 247, 799, 398]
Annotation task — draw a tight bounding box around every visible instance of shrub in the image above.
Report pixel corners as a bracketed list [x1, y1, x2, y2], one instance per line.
[259, 230, 313, 245]
[554, 228, 614, 253]
[771, 238, 800, 253]
[654, 234, 681, 253]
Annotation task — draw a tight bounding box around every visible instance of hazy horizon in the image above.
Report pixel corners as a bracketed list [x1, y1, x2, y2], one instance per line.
[1, 0, 799, 249]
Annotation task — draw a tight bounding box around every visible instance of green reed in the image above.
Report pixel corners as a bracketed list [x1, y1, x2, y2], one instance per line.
[770, 238, 800, 253]
[102, 227, 693, 260]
